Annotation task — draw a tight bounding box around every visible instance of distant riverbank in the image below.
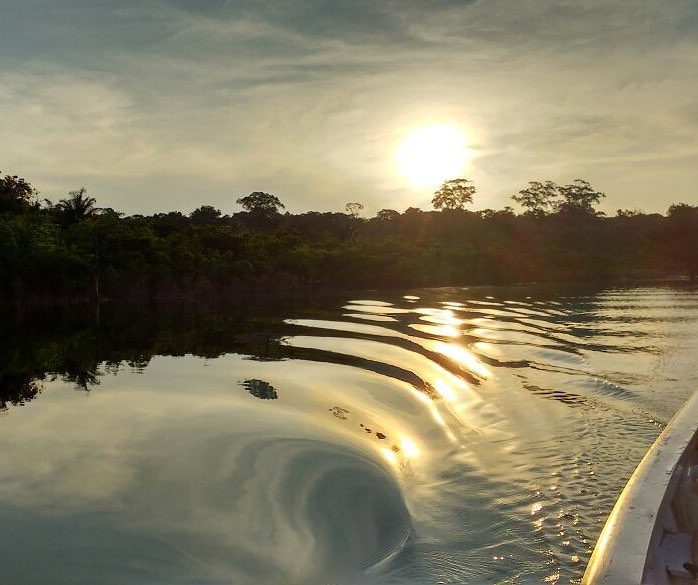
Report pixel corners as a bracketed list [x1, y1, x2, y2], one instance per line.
[2, 173, 697, 308]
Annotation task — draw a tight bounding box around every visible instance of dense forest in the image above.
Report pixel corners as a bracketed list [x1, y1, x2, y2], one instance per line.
[1, 172, 697, 306]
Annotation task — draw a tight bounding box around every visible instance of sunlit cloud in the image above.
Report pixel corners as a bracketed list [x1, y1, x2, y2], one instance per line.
[1, 0, 696, 213]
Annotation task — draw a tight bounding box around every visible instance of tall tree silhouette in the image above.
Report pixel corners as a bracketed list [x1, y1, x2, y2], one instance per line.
[345, 202, 364, 217]
[236, 192, 285, 215]
[56, 188, 97, 225]
[512, 181, 559, 217]
[432, 179, 476, 210]
[557, 180, 605, 214]
[0, 173, 36, 213]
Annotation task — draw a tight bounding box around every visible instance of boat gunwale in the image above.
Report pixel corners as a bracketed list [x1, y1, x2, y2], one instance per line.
[583, 390, 698, 584]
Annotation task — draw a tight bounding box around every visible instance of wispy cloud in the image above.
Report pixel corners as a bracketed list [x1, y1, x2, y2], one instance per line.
[1, 0, 696, 213]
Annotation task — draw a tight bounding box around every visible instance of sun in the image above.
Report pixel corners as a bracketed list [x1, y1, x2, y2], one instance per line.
[396, 124, 472, 189]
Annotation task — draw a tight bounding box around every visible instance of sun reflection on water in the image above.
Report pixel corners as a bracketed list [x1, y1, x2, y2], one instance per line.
[430, 341, 492, 379]
[2, 287, 697, 585]
[381, 447, 399, 467]
[400, 437, 420, 458]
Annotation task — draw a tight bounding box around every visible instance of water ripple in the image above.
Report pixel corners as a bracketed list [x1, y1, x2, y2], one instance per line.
[1, 284, 697, 584]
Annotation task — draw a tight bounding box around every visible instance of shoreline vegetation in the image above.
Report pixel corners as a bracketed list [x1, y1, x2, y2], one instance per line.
[1, 172, 697, 308]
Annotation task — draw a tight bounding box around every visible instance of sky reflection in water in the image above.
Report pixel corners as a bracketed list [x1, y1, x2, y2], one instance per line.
[1, 285, 698, 584]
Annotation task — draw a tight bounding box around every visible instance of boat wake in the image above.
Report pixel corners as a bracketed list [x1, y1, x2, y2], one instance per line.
[1, 285, 697, 584]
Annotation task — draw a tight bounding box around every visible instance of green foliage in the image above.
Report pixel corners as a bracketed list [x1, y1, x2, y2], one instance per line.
[376, 209, 400, 221]
[236, 192, 285, 214]
[345, 202, 364, 217]
[557, 179, 605, 214]
[56, 188, 97, 226]
[189, 205, 222, 224]
[665, 204, 698, 278]
[432, 179, 476, 210]
[0, 173, 36, 213]
[512, 181, 559, 216]
[1, 171, 697, 305]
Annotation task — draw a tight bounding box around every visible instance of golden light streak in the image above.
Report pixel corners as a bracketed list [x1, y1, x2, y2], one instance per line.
[430, 341, 492, 379]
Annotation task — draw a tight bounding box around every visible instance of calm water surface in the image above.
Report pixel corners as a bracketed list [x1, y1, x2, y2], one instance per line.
[1, 284, 698, 584]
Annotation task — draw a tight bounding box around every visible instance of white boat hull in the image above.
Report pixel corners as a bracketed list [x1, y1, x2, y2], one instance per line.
[583, 391, 698, 584]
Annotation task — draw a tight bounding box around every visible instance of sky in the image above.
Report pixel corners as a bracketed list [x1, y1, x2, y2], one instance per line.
[0, 0, 696, 215]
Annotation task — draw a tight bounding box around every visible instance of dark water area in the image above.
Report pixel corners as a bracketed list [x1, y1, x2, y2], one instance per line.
[1, 284, 698, 584]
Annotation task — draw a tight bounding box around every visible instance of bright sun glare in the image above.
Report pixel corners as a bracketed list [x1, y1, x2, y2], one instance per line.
[397, 124, 472, 189]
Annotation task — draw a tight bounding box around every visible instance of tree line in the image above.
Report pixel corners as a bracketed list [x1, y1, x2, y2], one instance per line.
[1, 171, 696, 305]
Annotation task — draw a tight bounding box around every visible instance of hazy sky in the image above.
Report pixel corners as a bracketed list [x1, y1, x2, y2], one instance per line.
[1, 0, 696, 215]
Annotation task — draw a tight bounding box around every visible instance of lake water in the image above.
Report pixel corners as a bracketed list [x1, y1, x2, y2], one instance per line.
[1, 284, 697, 584]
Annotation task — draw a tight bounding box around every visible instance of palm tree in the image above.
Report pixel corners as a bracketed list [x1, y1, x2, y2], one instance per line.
[56, 187, 97, 225]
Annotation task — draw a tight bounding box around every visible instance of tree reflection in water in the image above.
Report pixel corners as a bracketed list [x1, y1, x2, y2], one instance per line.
[0, 293, 451, 412]
[0, 299, 320, 411]
[0, 373, 43, 410]
[241, 379, 279, 400]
